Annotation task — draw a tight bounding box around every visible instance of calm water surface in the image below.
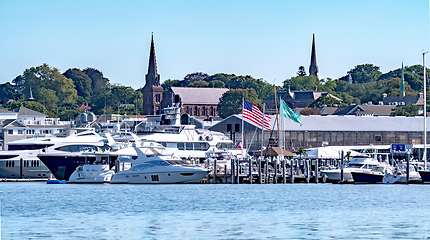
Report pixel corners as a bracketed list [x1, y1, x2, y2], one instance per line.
[1, 183, 430, 239]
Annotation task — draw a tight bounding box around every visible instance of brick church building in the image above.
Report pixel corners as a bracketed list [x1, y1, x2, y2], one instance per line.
[142, 34, 226, 118]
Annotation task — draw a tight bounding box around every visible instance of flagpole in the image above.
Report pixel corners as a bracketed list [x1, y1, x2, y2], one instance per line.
[242, 98, 245, 160]
[261, 103, 265, 161]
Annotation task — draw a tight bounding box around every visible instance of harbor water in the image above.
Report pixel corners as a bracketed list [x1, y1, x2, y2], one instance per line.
[1, 183, 430, 239]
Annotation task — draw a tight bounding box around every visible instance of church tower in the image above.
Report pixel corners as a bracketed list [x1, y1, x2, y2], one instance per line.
[309, 33, 319, 78]
[142, 33, 163, 115]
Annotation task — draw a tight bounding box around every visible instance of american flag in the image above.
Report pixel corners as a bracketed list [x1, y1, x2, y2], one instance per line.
[243, 100, 271, 130]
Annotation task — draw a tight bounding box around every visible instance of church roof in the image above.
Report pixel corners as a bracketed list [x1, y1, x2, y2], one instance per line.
[171, 87, 229, 105]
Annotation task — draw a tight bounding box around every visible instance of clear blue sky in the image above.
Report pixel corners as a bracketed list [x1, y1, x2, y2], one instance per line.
[0, 0, 429, 89]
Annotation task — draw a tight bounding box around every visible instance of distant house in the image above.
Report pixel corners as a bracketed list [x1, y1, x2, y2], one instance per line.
[382, 92, 424, 107]
[263, 87, 341, 114]
[161, 87, 228, 119]
[321, 104, 396, 116]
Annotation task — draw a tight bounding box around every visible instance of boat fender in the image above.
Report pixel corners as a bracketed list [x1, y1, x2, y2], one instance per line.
[206, 135, 213, 141]
[199, 136, 204, 141]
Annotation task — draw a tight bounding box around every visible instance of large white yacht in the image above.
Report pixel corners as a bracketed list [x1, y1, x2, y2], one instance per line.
[136, 99, 239, 160]
[37, 132, 144, 181]
[110, 146, 210, 184]
[0, 129, 106, 179]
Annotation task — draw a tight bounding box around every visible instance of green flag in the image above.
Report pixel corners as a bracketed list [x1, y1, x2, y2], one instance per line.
[280, 99, 302, 125]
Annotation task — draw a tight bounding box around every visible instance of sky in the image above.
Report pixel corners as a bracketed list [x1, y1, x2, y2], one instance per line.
[0, 0, 429, 89]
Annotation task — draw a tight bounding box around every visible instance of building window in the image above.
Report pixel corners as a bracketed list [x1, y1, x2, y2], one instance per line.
[18, 129, 23, 134]
[155, 94, 161, 103]
[7, 130, 13, 135]
[194, 106, 198, 116]
[375, 136, 382, 142]
[202, 107, 206, 116]
[210, 106, 214, 116]
[185, 106, 189, 113]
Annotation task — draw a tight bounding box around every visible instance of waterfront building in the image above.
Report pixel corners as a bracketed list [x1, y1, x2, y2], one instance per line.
[209, 114, 430, 153]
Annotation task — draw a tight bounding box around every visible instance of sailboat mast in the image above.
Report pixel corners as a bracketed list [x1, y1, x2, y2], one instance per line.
[273, 85, 280, 145]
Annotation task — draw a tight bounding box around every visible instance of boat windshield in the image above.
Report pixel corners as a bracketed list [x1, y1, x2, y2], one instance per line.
[131, 160, 171, 171]
[166, 159, 188, 165]
[206, 152, 232, 160]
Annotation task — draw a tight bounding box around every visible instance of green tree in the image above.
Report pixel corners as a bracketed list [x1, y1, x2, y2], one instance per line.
[390, 104, 419, 116]
[161, 79, 181, 91]
[63, 68, 92, 101]
[219, 88, 261, 118]
[283, 76, 320, 91]
[347, 64, 382, 84]
[296, 147, 308, 158]
[188, 80, 209, 88]
[0, 82, 16, 103]
[208, 80, 225, 88]
[309, 96, 341, 108]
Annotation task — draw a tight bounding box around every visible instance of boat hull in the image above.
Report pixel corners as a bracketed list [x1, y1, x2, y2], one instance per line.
[38, 154, 97, 180]
[68, 165, 115, 183]
[351, 171, 383, 184]
[419, 171, 430, 183]
[110, 168, 209, 184]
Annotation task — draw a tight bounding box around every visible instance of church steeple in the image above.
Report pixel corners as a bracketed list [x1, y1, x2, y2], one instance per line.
[309, 33, 319, 78]
[145, 33, 160, 87]
[27, 87, 35, 101]
[142, 33, 163, 115]
[400, 62, 405, 97]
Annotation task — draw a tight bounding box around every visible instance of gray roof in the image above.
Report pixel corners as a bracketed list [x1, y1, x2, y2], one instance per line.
[171, 87, 228, 105]
[16, 107, 47, 117]
[217, 114, 429, 132]
[0, 109, 17, 115]
[280, 115, 427, 132]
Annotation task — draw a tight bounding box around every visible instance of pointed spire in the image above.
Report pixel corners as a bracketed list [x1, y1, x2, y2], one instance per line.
[27, 87, 35, 101]
[145, 32, 160, 86]
[309, 33, 319, 78]
[400, 62, 405, 97]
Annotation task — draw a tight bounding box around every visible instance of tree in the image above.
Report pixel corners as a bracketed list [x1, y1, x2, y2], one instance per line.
[219, 88, 261, 118]
[187, 81, 209, 88]
[390, 104, 419, 116]
[296, 147, 308, 158]
[297, 66, 306, 76]
[182, 72, 209, 86]
[347, 64, 382, 84]
[309, 96, 341, 108]
[0, 82, 16, 103]
[208, 80, 225, 88]
[83, 67, 111, 113]
[161, 79, 181, 91]
[63, 68, 92, 101]
[283, 76, 320, 91]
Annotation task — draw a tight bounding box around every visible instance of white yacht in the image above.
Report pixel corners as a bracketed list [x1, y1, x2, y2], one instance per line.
[37, 133, 146, 181]
[136, 99, 238, 160]
[110, 146, 210, 184]
[383, 164, 422, 184]
[68, 162, 115, 183]
[0, 129, 106, 179]
[322, 155, 387, 183]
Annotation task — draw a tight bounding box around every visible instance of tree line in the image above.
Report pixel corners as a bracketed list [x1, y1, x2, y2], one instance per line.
[0, 63, 428, 120]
